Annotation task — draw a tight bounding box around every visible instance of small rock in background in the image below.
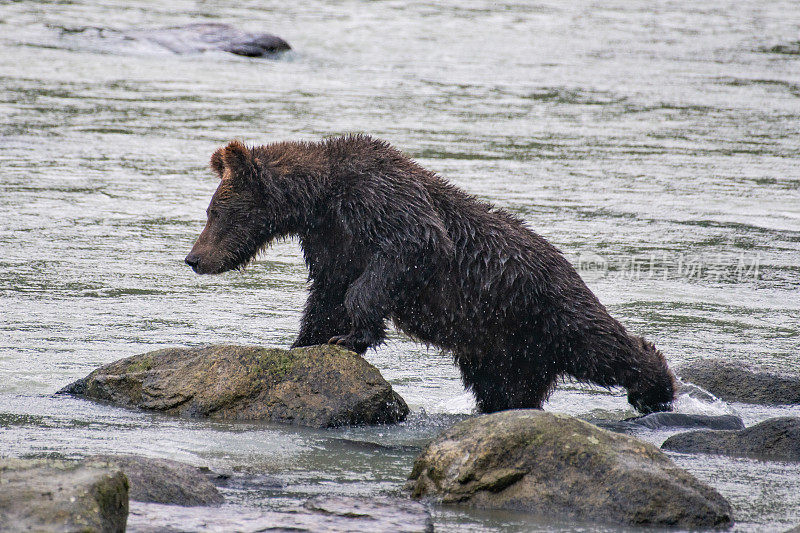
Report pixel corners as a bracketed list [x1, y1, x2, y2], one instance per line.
[407, 410, 732, 528]
[59, 344, 409, 428]
[51, 23, 291, 58]
[679, 359, 800, 405]
[662, 417, 800, 462]
[0, 458, 128, 533]
[130, 23, 291, 57]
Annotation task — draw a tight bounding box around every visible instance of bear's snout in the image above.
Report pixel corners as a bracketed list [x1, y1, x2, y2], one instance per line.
[185, 253, 201, 272]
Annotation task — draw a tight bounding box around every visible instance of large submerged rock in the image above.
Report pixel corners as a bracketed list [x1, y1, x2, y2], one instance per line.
[679, 359, 800, 405]
[90, 455, 223, 506]
[59, 344, 409, 428]
[0, 458, 128, 533]
[127, 496, 432, 533]
[407, 410, 732, 528]
[662, 417, 800, 462]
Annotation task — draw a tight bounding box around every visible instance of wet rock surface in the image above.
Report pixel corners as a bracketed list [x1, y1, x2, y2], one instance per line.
[59, 344, 409, 428]
[662, 417, 800, 462]
[595, 412, 745, 433]
[53, 23, 290, 57]
[679, 359, 800, 405]
[0, 458, 128, 533]
[127, 496, 432, 533]
[89, 455, 223, 506]
[407, 410, 732, 528]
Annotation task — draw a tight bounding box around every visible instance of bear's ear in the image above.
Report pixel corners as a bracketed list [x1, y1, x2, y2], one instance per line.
[209, 141, 258, 186]
[210, 148, 226, 179]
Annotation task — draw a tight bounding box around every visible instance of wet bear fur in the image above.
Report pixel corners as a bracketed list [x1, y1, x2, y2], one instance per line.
[185, 135, 676, 414]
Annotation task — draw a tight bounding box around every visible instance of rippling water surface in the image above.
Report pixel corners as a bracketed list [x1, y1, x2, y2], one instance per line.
[2, 1, 800, 531]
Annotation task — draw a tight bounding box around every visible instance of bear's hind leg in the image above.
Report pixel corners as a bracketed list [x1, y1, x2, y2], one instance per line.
[456, 349, 557, 413]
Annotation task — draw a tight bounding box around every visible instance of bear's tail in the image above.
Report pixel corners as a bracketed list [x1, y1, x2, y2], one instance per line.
[624, 337, 677, 414]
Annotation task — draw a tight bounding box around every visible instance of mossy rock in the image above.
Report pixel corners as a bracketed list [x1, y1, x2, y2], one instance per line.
[59, 344, 408, 428]
[407, 410, 732, 528]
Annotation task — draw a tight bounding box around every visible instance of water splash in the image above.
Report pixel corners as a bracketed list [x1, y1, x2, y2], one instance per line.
[673, 379, 737, 417]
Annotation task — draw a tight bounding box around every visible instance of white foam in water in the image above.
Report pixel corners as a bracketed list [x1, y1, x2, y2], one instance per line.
[432, 391, 476, 414]
[673, 379, 736, 417]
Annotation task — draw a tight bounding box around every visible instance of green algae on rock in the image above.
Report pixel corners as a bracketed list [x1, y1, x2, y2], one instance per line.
[407, 410, 732, 528]
[0, 458, 128, 533]
[59, 344, 409, 428]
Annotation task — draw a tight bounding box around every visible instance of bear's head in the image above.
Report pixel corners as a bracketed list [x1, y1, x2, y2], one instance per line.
[185, 141, 283, 275]
[626, 338, 677, 414]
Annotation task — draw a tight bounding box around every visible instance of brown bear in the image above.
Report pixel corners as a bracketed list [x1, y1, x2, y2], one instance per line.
[185, 135, 676, 414]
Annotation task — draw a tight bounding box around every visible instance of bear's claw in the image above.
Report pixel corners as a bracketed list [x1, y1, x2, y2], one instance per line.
[327, 335, 368, 355]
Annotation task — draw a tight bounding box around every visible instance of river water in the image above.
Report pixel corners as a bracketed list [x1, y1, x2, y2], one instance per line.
[1, 1, 799, 531]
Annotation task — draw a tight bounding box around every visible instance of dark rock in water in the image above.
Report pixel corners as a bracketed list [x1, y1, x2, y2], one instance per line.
[0, 458, 128, 532]
[679, 359, 800, 405]
[127, 496, 432, 533]
[59, 344, 409, 428]
[762, 42, 800, 55]
[89, 455, 223, 506]
[135, 23, 291, 56]
[54, 22, 290, 57]
[407, 410, 732, 528]
[211, 472, 284, 492]
[662, 417, 800, 462]
[625, 412, 744, 431]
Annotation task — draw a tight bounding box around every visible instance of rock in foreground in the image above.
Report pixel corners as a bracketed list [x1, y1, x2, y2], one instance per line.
[662, 417, 800, 462]
[407, 410, 732, 528]
[90, 455, 223, 506]
[60, 344, 409, 428]
[0, 458, 128, 533]
[679, 359, 800, 405]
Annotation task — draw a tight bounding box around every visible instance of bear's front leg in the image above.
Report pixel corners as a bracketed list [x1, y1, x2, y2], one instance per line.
[328, 331, 379, 354]
[292, 280, 351, 348]
[327, 253, 397, 354]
